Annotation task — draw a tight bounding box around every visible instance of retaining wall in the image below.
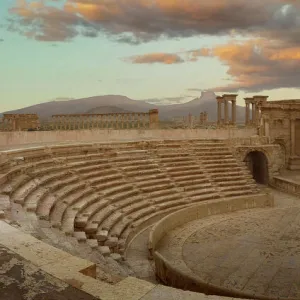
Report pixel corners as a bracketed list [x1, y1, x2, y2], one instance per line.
[0, 128, 256, 149]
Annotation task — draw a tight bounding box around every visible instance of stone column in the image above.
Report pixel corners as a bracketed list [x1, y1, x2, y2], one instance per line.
[149, 109, 159, 129]
[216, 96, 222, 125]
[246, 103, 250, 125]
[224, 100, 228, 124]
[291, 118, 296, 157]
[231, 100, 236, 125]
[251, 102, 255, 125]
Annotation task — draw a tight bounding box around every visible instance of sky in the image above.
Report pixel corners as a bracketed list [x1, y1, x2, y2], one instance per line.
[1, 0, 300, 112]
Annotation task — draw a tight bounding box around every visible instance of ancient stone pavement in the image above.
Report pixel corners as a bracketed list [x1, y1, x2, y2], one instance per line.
[156, 190, 300, 299]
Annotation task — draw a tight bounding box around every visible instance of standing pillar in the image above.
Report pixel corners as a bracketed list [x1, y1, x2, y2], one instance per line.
[251, 103, 256, 125]
[231, 100, 236, 125]
[224, 100, 228, 124]
[216, 96, 222, 125]
[264, 118, 270, 137]
[149, 109, 159, 129]
[291, 118, 296, 157]
[246, 103, 250, 125]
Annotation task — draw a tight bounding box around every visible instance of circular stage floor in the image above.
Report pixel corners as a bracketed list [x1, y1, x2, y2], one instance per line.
[181, 206, 300, 299]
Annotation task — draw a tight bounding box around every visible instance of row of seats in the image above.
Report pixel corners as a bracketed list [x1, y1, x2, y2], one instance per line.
[0, 140, 260, 258]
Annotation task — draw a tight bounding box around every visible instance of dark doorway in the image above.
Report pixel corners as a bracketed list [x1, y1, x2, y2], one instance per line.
[244, 151, 269, 184]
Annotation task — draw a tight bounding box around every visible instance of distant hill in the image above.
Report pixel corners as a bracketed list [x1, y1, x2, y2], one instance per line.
[86, 106, 131, 114]
[1, 92, 247, 122]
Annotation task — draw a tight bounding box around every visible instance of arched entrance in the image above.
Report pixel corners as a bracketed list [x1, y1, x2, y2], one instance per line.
[244, 151, 269, 184]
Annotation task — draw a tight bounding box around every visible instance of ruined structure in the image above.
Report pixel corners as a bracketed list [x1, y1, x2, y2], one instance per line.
[259, 99, 300, 170]
[1, 114, 39, 131]
[199, 111, 208, 125]
[2, 95, 300, 299]
[51, 109, 159, 130]
[217, 94, 237, 126]
[244, 95, 268, 126]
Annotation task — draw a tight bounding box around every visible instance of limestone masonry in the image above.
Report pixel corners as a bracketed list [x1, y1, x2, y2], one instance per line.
[1, 95, 300, 299]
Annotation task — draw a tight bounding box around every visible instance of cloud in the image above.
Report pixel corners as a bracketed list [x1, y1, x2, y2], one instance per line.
[186, 39, 300, 92]
[125, 53, 184, 64]
[6, 1, 300, 45]
[144, 96, 194, 105]
[0, 39, 4, 42]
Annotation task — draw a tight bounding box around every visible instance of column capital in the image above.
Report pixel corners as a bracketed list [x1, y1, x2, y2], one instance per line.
[216, 96, 224, 102]
[223, 94, 238, 102]
[244, 97, 254, 104]
[253, 95, 269, 104]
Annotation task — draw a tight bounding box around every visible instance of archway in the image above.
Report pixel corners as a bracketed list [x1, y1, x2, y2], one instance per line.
[244, 151, 269, 184]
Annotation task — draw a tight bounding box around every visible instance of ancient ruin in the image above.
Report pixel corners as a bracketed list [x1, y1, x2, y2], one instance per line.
[1, 114, 39, 131]
[1, 95, 300, 299]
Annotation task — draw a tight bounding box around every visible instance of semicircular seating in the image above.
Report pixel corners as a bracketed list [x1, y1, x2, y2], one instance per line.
[0, 140, 262, 259]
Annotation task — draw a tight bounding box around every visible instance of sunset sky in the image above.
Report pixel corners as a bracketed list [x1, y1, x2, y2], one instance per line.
[1, 0, 300, 112]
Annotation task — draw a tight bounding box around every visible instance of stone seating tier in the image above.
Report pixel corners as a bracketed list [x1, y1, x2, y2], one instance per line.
[0, 140, 261, 258]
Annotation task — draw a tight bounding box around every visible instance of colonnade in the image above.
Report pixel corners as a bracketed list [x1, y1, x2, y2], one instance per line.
[217, 94, 237, 125]
[51, 109, 159, 130]
[244, 96, 268, 126]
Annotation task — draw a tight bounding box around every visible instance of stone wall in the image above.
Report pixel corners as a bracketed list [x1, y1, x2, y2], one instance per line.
[0, 128, 256, 149]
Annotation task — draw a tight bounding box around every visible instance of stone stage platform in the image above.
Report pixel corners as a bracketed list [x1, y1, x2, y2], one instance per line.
[156, 191, 300, 300]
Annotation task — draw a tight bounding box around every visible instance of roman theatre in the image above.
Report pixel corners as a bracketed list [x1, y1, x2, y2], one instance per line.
[2, 95, 300, 300]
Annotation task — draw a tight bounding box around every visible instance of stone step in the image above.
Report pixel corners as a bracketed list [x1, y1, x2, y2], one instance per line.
[129, 205, 156, 222]
[129, 173, 167, 182]
[37, 170, 70, 186]
[100, 211, 124, 235]
[83, 173, 123, 184]
[161, 160, 196, 167]
[186, 187, 218, 197]
[152, 193, 182, 204]
[140, 183, 175, 193]
[28, 164, 69, 177]
[192, 151, 232, 156]
[62, 196, 104, 235]
[176, 178, 210, 187]
[116, 150, 148, 155]
[102, 184, 134, 198]
[112, 158, 153, 166]
[189, 193, 220, 203]
[54, 181, 87, 202]
[67, 158, 109, 169]
[223, 190, 255, 198]
[148, 188, 179, 198]
[156, 152, 190, 158]
[80, 169, 118, 180]
[211, 171, 249, 178]
[166, 165, 200, 172]
[73, 164, 113, 175]
[203, 162, 239, 169]
[120, 201, 150, 215]
[207, 166, 244, 173]
[218, 180, 249, 187]
[168, 169, 204, 177]
[194, 155, 234, 161]
[125, 169, 161, 177]
[182, 183, 213, 192]
[135, 178, 171, 188]
[64, 153, 106, 163]
[121, 164, 159, 172]
[109, 190, 141, 204]
[156, 157, 194, 163]
[75, 198, 110, 226]
[10, 176, 38, 200]
[50, 188, 95, 228]
[220, 185, 253, 192]
[89, 179, 124, 191]
[94, 205, 116, 231]
[109, 216, 133, 238]
[155, 199, 188, 210]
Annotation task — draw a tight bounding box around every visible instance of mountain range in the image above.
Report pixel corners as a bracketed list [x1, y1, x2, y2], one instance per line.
[1, 92, 246, 122]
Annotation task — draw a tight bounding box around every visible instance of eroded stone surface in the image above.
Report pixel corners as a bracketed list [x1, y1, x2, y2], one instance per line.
[0, 245, 97, 300]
